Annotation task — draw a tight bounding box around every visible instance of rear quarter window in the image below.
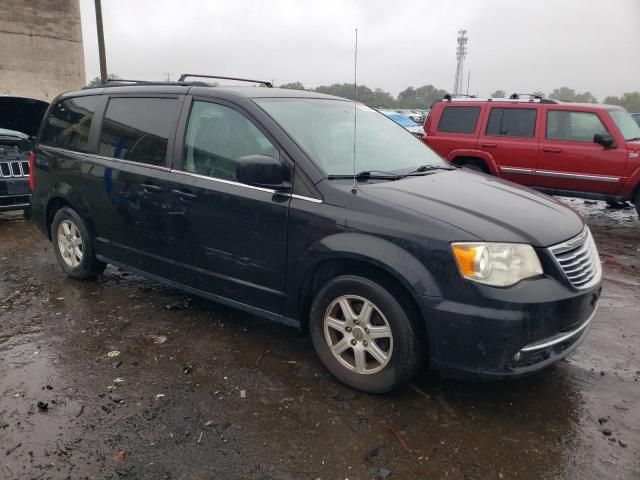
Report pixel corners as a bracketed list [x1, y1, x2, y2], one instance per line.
[40, 96, 100, 152]
[437, 106, 481, 134]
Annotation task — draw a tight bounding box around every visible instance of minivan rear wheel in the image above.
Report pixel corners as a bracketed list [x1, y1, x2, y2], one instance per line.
[309, 275, 423, 393]
[51, 207, 106, 279]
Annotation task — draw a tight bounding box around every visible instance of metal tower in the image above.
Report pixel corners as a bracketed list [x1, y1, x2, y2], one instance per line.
[453, 29, 468, 96]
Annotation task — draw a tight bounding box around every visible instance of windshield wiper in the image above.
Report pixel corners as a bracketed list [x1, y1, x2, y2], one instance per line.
[327, 165, 455, 181]
[627, 137, 640, 141]
[327, 170, 402, 180]
[395, 164, 456, 178]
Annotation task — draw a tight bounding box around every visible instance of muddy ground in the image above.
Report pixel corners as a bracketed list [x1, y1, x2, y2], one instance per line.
[0, 198, 638, 480]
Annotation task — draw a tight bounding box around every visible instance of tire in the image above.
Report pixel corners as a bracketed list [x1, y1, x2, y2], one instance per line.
[309, 275, 424, 393]
[460, 161, 488, 173]
[634, 193, 640, 218]
[51, 207, 106, 279]
[606, 200, 628, 209]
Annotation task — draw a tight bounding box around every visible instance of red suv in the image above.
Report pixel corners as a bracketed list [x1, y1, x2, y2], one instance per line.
[423, 95, 640, 217]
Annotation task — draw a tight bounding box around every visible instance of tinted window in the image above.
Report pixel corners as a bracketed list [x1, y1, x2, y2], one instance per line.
[183, 101, 278, 181]
[486, 108, 536, 138]
[99, 97, 178, 166]
[546, 110, 608, 142]
[40, 96, 100, 151]
[438, 106, 481, 133]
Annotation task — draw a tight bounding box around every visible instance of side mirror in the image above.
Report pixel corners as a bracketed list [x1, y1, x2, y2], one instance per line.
[594, 133, 616, 148]
[236, 155, 290, 191]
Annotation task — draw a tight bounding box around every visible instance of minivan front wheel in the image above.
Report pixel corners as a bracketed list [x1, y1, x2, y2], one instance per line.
[309, 275, 423, 393]
[52, 207, 106, 279]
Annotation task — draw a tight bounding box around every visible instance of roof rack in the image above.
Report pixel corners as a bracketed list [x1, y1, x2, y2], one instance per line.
[509, 93, 543, 100]
[442, 94, 558, 104]
[443, 93, 477, 101]
[178, 74, 273, 88]
[81, 78, 211, 89]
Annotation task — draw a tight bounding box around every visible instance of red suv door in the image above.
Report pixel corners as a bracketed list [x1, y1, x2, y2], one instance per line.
[536, 107, 627, 195]
[477, 105, 540, 186]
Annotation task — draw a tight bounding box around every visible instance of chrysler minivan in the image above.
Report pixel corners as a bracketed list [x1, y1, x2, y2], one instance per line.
[30, 78, 602, 392]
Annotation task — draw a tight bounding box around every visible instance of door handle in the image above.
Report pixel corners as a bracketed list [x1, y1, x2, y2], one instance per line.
[141, 183, 162, 192]
[481, 143, 497, 148]
[543, 147, 562, 153]
[171, 189, 197, 200]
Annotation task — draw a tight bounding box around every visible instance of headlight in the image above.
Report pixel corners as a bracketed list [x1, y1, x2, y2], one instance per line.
[451, 242, 543, 287]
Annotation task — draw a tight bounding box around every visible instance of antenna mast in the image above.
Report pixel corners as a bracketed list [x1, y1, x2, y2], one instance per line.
[453, 29, 468, 96]
[351, 28, 358, 194]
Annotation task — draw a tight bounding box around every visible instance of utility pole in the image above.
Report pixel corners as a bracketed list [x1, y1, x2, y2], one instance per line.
[95, 0, 108, 84]
[453, 29, 468, 96]
[466, 70, 471, 95]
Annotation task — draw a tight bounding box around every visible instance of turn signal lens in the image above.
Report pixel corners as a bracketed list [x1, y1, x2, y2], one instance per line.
[451, 242, 543, 287]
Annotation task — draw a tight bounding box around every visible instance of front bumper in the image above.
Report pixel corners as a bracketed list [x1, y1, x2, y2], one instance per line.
[415, 277, 601, 379]
[0, 179, 30, 212]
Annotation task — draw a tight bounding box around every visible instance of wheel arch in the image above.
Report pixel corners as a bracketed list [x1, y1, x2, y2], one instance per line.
[45, 188, 95, 240]
[290, 233, 441, 334]
[446, 149, 499, 175]
[619, 165, 640, 201]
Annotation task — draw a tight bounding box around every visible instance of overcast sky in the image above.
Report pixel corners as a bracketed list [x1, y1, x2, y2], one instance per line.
[79, 0, 639, 100]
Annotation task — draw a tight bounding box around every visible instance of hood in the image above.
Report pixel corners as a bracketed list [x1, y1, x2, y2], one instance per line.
[360, 169, 584, 247]
[0, 96, 49, 137]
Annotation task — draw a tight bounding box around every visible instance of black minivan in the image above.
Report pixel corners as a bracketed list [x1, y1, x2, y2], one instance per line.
[30, 78, 602, 393]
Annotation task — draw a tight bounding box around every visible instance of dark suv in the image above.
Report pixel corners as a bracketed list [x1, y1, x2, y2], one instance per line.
[0, 96, 49, 214]
[30, 77, 602, 393]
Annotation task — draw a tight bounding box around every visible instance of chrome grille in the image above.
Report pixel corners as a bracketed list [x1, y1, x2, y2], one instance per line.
[0, 161, 30, 178]
[549, 228, 601, 289]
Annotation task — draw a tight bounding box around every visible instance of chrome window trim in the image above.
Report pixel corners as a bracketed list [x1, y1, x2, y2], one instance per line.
[40, 145, 324, 203]
[41, 146, 171, 173]
[290, 193, 323, 203]
[536, 170, 620, 183]
[169, 168, 276, 194]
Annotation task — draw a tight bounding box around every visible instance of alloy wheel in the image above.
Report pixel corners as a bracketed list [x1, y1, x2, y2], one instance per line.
[323, 295, 394, 375]
[57, 219, 84, 268]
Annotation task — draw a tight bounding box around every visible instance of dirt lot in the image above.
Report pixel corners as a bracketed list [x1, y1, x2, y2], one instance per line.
[1, 199, 638, 480]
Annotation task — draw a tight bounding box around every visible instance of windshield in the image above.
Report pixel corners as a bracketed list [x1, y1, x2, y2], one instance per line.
[608, 109, 640, 141]
[255, 98, 447, 175]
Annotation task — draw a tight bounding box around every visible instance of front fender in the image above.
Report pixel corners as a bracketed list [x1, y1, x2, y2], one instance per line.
[311, 233, 441, 296]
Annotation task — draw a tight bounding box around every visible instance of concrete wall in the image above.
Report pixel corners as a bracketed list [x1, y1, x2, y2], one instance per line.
[0, 0, 85, 101]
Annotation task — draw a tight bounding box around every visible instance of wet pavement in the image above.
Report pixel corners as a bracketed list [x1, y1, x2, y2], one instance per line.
[0, 199, 638, 480]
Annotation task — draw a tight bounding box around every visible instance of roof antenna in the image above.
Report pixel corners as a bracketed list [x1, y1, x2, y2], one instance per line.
[351, 28, 358, 194]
